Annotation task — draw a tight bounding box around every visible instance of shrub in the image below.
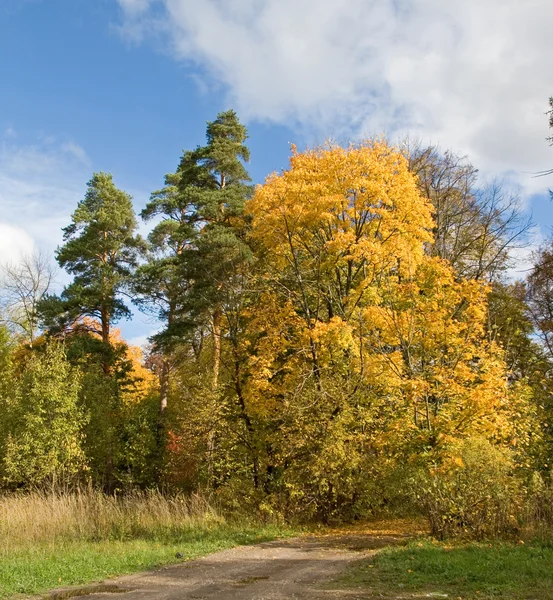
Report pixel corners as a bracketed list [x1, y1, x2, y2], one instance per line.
[1, 344, 87, 488]
[412, 437, 521, 539]
[526, 470, 553, 528]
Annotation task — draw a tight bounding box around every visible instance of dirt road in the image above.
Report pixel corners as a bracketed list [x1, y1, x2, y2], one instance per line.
[49, 530, 410, 600]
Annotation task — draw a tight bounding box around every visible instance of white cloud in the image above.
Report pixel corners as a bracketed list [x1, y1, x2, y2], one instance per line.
[0, 223, 34, 266]
[60, 141, 91, 166]
[0, 136, 90, 255]
[505, 227, 546, 282]
[116, 0, 553, 194]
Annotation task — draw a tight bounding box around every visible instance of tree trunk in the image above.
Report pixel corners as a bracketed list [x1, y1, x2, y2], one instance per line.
[157, 360, 168, 414]
[100, 305, 111, 375]
[212, 306, 222, 390]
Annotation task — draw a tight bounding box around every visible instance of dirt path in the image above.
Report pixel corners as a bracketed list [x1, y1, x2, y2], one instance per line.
[48, 529, 411, 600]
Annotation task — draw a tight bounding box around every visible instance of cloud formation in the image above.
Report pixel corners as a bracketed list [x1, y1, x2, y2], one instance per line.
[0, 135, 90, 257]
[116, 0, 553, 188]
[0, 223, 34, 266]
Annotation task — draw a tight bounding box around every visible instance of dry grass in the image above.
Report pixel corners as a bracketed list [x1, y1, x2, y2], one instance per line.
[0, 489, 223, 553]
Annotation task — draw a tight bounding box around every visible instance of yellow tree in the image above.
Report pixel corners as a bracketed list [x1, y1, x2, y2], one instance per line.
[234, 141, 530, 519]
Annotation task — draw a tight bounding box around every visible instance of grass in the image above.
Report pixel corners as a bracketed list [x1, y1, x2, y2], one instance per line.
[335, 538, 553, 599]
[0, 490, 295, 599]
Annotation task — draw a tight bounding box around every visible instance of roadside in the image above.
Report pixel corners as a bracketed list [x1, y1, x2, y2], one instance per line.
[34, 519, 553, 600]
[333, 537, 553, 600]
[40, 521, 419, 600]
[0, 524, 293, 600]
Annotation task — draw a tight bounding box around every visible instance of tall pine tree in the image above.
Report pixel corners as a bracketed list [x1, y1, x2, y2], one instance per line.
[137, 110, 252, 392]
[40, 172, 143, 371]
[182, 110, 252, 389]
[134, 153, 205, 413]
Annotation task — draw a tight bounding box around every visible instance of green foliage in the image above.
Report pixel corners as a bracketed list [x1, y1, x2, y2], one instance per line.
[135, 110, 252, 349]
[0, 489, 294, 598]
[1, 344, 86, 488]
[175, 111, 252, 359]
[411, 438, 521, 539]
[40, 172, 143, 345]
[0, 325, 15, 471]
[117, 391, 162, 488]
[135, 168, 196, 348]
[66, 333, 159, 491]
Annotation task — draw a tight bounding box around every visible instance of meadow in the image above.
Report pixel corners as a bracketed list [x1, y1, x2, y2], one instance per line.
[336, 537, 553, 599]
[0, 490, 293, 598]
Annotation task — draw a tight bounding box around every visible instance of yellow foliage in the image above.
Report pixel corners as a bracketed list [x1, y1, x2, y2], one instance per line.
[241, 140, 531, 481]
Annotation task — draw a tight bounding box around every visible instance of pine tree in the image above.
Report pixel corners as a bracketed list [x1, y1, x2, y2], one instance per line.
[40, 172, 143, 370]
[137, 110, 252, 393]
[180, 110, 252, 389]
[134, 157, 203, 417]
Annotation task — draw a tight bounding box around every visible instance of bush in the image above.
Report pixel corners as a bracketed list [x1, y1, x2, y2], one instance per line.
[526, 470, 553, 529]
[412, 437, 521, 539]
[1, 344, 87, 488]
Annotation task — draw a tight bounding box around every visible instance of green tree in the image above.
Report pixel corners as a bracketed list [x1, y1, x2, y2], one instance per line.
[134, 157, 203, 411]
[178, 110, 252, 389]
[40, 172, 143, 369]
[1, 343, 86, 488]
[0, 324, 14, 473]
[136, 110, 251, 397]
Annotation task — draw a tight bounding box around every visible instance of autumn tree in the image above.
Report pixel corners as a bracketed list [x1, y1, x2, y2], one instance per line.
[230, 141, 530, 518]
[40, 172, 143, 371]
[405, 141, 531, 281]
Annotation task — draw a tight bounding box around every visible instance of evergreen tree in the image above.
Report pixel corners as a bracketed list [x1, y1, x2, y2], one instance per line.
[134, 157, 205, 403]
[136, 110, 252, 392]
[40, 172, 143, 369]
[179, 110, 253, 389]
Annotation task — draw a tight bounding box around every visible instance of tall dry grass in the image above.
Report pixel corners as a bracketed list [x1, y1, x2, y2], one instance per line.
[0, 489, 223, 553]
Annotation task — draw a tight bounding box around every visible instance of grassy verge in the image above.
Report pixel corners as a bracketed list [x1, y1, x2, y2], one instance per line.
[335, 538, 553, 599]
[0, 524, 292, 599]
[0, 491, 296, 599]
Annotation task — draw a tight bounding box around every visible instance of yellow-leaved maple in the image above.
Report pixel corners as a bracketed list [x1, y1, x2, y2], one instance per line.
[225, 141, 533, 517]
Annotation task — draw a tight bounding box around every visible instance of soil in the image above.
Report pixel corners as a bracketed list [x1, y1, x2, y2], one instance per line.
[45, 524, 418, 600]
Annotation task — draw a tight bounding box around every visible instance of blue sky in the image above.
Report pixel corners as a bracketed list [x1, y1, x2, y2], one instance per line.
[1, 0, 552, 345]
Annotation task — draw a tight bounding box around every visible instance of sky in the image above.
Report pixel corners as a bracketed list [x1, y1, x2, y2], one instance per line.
[0, 0, 552, 345]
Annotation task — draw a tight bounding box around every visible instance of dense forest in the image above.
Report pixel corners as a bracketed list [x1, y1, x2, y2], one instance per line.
[2, 106, 553, 538]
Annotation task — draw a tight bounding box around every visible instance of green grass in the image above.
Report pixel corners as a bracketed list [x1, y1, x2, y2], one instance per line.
[0, 523, 294, 599]
[335, 538, 553, 599]
[0, 491, 296, 598]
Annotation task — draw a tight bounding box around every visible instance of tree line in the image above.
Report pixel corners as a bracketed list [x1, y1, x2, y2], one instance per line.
[1, 108, 553, 534]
